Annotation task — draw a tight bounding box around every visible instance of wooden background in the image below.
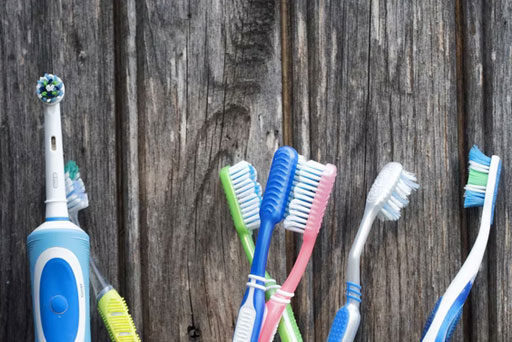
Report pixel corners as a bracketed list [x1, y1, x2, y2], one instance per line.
[1, 0, 511, 341]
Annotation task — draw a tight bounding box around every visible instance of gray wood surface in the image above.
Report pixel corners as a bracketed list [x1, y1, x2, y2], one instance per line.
[1, 0, 511, 341]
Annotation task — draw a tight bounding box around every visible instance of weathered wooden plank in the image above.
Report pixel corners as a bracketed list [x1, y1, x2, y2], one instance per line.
[0, 0, 118, 340]
[136, 0, 283, 340]
[289, 1, 463, 341]
[113, 0, 144, 335]
[463, 1, 512, 341]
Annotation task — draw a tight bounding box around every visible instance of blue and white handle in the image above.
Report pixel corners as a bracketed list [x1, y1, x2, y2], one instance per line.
[28, 75, 91, 341]
[233, 274, 267, 342]
[28, 222, 91, 342]
[421, 281, 473, 342]
[328, 282, 362, 342]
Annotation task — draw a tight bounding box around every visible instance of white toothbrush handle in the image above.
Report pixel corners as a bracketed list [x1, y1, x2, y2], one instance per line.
[233, 286, 257, 342]
[44, 103, 68, 218]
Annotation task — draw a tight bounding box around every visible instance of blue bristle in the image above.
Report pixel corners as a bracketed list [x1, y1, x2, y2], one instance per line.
[464, 191, 485, 208]
[468, 145, 491, 166]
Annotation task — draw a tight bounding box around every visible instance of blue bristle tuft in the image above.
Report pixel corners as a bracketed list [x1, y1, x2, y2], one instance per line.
[468, 145, 491, 166]
[464, 191, 485, 208]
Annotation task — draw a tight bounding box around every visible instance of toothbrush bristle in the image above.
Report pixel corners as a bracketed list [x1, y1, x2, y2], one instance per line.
[378, 168, 419, 221]
[283, 160, 336, 234]
[36, 73, 65, 104]
[464, 145, 502, 223]
[228, 161, 262, 230]
[285, 155, 306, 216]
[65, 161, 89, 213]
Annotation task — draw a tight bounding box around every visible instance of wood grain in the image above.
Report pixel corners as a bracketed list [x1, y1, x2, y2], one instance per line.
[462, 1, 512, 341]
[0, 0, 118, 341]
[1, 0, 512, 341]
[135, 0, 283, 340]
[289, 0, 464, 341]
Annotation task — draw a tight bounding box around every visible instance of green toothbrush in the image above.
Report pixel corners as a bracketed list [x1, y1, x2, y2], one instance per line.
[220, 161, 302, 342]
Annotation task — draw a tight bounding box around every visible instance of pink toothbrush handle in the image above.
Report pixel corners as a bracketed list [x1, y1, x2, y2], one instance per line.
[260, 164, 336, 342]
[259, 297, 290, 342]
[259, 241, 315, 342]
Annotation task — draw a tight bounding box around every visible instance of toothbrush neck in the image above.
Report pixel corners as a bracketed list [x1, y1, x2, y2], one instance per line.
[346, 206, 378, 285]
[44, 104, 69, 219]
[281, 232, 317, 292]
[250, 219, 275, 277]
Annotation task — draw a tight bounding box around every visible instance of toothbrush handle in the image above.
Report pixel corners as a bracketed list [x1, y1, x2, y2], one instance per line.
[27, 227, 91, 342]
[239, 233, 302, 342]
[327, 282, 362, 342]
[327, 304, 361, 342]
[233, 276, 266, 342]
[259, 295, 293, 342]
[421, 281, 473, 342]
[98, 288, 140, 341]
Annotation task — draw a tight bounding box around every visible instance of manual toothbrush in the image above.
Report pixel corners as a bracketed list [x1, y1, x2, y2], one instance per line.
[65, 161, 140, 342]
[327, 162, 419, 342]
[421, 146, 501, 342]
[220, 161, 302, 342]
[232, 146, 299, 342]
[258, 160, 337, 342]
[27, 74, 91, 341]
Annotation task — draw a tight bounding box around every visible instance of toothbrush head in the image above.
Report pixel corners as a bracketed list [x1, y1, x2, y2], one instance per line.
[283, 160, 337, 234]
[220, 161, 262, 234]
[65, 160, 89, 224]
[464, 145, 502, 223]
[366, 162, 419, 221]
[260, 146, 299, 223]
[36, 73, 65, 104]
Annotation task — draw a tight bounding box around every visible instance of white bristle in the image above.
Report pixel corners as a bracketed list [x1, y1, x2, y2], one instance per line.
[285, 155, 307, 216]
[65, 170, 89, 226]
[229, 161, 262, 230]
[284, 160, 326, 234]
[377, 169, 419, 221]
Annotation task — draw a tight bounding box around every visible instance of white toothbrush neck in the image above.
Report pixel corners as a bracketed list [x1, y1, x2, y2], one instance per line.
[346, 205, 379, 290]
[44, 103, 69, 219]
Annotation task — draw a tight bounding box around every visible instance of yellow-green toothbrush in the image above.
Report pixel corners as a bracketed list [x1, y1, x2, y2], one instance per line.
[65, 161, 140, 342]
[90, 259, 140, 342]
[220, 161, 302, 342]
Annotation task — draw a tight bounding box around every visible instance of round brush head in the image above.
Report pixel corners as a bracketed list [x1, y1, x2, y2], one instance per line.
[36, 73, 65, 104]
[366, 162, 419, 221]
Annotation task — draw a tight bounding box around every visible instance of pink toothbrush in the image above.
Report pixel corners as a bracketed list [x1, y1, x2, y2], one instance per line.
[258, 160, 337, 342]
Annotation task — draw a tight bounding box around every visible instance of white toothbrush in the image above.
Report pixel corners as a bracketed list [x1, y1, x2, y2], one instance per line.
[328, 162, 419, 342]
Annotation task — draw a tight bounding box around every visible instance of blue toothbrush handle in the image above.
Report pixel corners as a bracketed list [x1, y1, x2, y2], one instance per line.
[27, 226, 91, 342]
[328, 282, 362, 342]
[421, 281, 473, 342]
[233, 275, 266, 342]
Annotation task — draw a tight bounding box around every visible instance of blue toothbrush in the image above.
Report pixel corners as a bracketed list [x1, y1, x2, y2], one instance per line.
[27, 74, 91, 341]
[421, 146, 501, 342]
[233, 146, 299, 342]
